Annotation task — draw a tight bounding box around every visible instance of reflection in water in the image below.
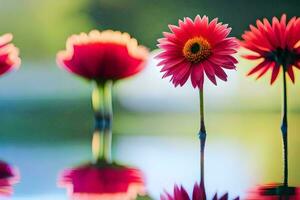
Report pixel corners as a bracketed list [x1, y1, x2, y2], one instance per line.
[246, 183, 300, 200]
[57, 62, 150, 199]
[161, 182, 239, 200]
[0, 160, 19, 196]
[115, 136, 252, 199]
[58, 162, 146, 200]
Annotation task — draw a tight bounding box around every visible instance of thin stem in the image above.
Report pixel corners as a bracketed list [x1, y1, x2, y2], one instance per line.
[92, 83, 105, 162]
[281, 70, 288, 187]
[103, 80, 113, 163]
[199, 89, 206, 186]
[91, 81, 113, 163]
[92, 131, 104, 162]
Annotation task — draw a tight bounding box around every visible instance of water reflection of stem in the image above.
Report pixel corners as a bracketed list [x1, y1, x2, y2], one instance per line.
[199, 89, 206, 197]
[281, 69, 288, 187]
[91, 81, 113, 163]
[103, 81, 113, 163]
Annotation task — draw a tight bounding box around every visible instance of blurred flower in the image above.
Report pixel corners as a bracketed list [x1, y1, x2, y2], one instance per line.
[246, 183, 300, 200]
[0, 33, 21, 76]
[155, 15, 238, 89]
[57, 30, 149, 82]
[59, 162, 146, 200]
[241, 14, 300, 84]
[0, 161, 19, 196]
[161, 183, 239, 200]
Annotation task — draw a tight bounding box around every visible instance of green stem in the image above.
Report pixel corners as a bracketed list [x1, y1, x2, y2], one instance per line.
[91, 81, 113, 163]
[92, 82, 104, 162]
[103, 80, 113, 163]
[281, 70, 288, 187]
[199, 89, 206, 187]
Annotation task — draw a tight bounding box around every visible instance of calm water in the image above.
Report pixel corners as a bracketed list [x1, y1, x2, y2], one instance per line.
[1, 112, 300, 199]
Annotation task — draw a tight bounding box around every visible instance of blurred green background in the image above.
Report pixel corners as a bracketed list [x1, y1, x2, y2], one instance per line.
[0, 0, 300, 199]
[1, 0, 300, 58]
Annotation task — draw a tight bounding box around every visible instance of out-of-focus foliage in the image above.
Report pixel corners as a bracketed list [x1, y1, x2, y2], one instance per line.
[0, 0, 92, 58]
[1, 0, 299, 59]
[85, 0, 300, 50]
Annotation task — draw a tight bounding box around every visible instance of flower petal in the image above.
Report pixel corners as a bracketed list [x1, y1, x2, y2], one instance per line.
[247, 60, 268, 76]
[287, 66, 295, 83]
[270, 63, 280, 84]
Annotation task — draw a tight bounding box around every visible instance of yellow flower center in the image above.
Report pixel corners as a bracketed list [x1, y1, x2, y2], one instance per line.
[182, 37, 212, 63]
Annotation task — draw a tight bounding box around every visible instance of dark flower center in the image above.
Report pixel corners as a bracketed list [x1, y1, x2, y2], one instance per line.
[182, 37, 212, 64]
[191, 43, 200, 54]
[266, 48, 300, 71]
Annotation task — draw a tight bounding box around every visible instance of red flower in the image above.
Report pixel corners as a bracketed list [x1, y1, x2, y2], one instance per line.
[58, 163, 146, 200]
[241, 14, 300, 84]
[156, 15, 239, 89]
[0, 33, 20, 76]
[246, 183, 300, 200]
[57, 30, 149, 82]
[161, 183, 239, 200]
[0, 161, 19, 196]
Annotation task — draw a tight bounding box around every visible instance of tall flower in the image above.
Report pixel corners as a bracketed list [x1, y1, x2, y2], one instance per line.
[0, 33, 20, 76]
[157, 15, 239, 200]
[241, 14, 300, 84]
[57, 30, 149, 163]
[57, 31, 149, 199]
[0, 34, 20, 196]
[58, 162, 146, 200]
[156, 15, 239, 89]
[241, 14, 300, 188]
[57, 30, 148, 82]
[161, 183, 239, 200]
[0, 161, 19, 196]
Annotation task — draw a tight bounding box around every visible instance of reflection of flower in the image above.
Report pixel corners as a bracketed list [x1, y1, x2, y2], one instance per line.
[0, 161, 19, 196]
[59, 162, 146, 200]
[241, 14, 300, 84]
[161, 183, 239, 200]
[57, 30, 149, 82]
[156, 15, 238, 89]
[246, 183, 300, 200]
[0, 33, 21, 76]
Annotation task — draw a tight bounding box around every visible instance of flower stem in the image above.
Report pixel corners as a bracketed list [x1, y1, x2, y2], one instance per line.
[91, 81, 113, 163]
[92, 82, 104, 162]
[281, 69, 288, 187]
[199, 89, 206, 185]
[103, 80, 113, 163]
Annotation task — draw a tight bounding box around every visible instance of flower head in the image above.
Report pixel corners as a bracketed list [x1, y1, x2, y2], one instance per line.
[0, 34, 20, 76]
[0, 161, 19, 196]
[161, 183, 239, 200]
[57, 30, 149, 82]
[241, 14, 300, 84]
[246, 183, 300, 200]
[156, 15, 239, 89]
[58, 162, 146, 200]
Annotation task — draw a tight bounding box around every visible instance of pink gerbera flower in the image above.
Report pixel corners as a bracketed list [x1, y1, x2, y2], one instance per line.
[161, 183, 239, 200]
[57, 30, 149, 82]
[0, 33, 20, 76]
[58, 162, 146, 200]
[241, 14, 300, 84]
[0, 161, 20, 196]
[156, 15, 239, 89]
[242, 14, 300, 188]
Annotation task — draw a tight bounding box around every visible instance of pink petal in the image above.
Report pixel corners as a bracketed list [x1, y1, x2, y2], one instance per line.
[270, 63, 280, 84]
[256, 62, 272, 79]
[203, 60, 215, 76]
[242, 54, 262, 60]
[247, 60, 268, 76]
[287, 66, 295, 83]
